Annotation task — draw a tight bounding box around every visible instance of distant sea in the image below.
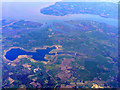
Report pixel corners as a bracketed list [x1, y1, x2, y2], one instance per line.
[2, 2, 118, 27]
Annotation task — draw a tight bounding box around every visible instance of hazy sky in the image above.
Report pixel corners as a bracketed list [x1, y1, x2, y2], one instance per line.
[1, 0, 119, 2]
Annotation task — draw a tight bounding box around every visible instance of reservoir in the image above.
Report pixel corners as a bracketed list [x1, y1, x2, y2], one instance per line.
[5, 47, 56, 61]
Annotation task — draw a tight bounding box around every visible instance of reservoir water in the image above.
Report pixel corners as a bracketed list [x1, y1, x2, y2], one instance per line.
[5, 47, 56, 61]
